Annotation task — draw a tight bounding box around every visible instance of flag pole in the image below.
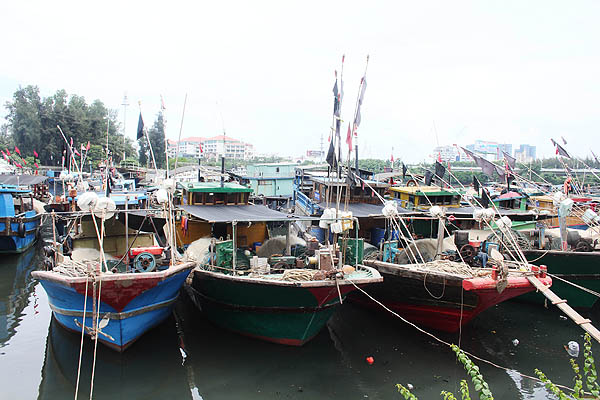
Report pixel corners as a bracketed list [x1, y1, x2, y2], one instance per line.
[350, 55, 370, 177]
[173, 93, 188, 172]
[139, 101, 159, 176]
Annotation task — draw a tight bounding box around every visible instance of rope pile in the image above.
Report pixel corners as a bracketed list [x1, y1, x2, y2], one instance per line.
[53, 260, 97, 277]
[412, 260, 477, 277]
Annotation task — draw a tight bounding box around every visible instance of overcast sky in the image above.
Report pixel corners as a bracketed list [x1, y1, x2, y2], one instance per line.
[1, 1, 599, 163]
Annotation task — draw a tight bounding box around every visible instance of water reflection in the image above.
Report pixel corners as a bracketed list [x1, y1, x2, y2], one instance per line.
[38, 315, 193, 400]
[0, 247, 37, 347]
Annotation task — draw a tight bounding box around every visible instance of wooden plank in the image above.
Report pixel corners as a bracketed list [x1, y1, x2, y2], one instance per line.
[527, 275, 600, 344]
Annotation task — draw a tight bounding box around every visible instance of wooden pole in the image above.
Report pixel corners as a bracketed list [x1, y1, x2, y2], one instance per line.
[285, 221, 291, 256]
[435, 216, 445, 260]
[527, 274, 600, 344]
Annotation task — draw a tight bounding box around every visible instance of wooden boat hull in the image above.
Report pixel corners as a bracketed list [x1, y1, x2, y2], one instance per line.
[32, 263, 194, 352]
[0, 211, 41, 253]
[186, 267, 382, 346]
[522, 249, 600, 309]
[354, 260, 551, 332]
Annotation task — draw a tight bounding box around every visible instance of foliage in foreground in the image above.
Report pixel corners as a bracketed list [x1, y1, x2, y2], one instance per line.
[397, 334, 600, 399]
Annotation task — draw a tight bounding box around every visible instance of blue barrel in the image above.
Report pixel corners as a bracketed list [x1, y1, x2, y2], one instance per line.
[371, 227, 386, 246]
[309, 226, 326, 244]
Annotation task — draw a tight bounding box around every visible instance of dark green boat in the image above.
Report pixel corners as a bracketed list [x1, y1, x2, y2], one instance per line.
[522, 249, 600, 309]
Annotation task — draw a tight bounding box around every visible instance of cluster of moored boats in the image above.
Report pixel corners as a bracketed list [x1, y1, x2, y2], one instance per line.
[2, 153, 600, 354]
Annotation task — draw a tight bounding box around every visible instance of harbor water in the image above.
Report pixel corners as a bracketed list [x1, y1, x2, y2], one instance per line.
[0, 232, 591, 399]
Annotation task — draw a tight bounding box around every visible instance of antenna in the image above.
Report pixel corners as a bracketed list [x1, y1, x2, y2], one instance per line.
[121, 93, 129, 160]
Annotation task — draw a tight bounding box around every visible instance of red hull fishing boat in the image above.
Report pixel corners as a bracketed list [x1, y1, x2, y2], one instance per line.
[352, 259, 551, 332]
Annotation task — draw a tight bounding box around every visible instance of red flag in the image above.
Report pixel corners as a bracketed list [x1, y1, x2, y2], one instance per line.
[14, 146, 20, 156]
[391, 154, 394, 163]
[86, 141, 90, 151]
[70, 137, 73, 146]
[33, 150, 38, 158]
[15, 163, 22, 168]
[22, 159, 27, 165]
[346, 123, 352, 153]
[5, 149, 10, 156]
[437, 152, 442, 163]
[81, 144, 85, 151]
[74, 149, 81, 157]
[34, 162, 39, 169]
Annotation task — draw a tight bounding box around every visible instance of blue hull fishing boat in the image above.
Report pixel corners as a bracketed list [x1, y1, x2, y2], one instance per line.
[33, 188, 195, 352]
[0, 187, 42, 253]
[33, 262, 194, 351]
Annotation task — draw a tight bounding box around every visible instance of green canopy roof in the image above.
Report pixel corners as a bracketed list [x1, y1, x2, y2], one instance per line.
[182, 181, 253, 194]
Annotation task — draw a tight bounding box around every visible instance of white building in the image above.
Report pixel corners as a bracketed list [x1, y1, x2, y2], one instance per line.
[432, 145, 462, 162]
[167, 135, 254, 160]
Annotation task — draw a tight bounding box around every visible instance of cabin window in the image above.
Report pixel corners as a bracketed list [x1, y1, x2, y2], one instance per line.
[408, 195, 415, 208]
[192, 192, 203, 205]
[276, 167, 280, 173]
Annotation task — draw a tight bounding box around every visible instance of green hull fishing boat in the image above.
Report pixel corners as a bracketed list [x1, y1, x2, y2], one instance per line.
[187, 261, 381, 346]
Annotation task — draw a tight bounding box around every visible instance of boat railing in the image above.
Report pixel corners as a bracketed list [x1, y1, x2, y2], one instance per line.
[295, 190, 318, 215]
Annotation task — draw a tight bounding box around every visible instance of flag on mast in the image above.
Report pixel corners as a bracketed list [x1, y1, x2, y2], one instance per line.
[346, 123, 352, 153]
[33, 150, 38, 158]
[137, 113, 144, 140]
[353, 76, 367, 132]
[551, 138, 571, 158]
[14, 146, 21, 156]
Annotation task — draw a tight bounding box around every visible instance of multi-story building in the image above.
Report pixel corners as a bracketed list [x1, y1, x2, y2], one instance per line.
[514, 144, 536, 163]
[465, 140, 511, 161]
[167, 135, 254, 160]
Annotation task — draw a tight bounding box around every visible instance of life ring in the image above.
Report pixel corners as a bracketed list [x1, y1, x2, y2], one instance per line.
[18, 221, 26, 237]
[406, 179, 417, 187]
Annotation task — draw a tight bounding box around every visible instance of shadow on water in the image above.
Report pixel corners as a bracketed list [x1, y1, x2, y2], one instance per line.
[0, 246, 38, 347]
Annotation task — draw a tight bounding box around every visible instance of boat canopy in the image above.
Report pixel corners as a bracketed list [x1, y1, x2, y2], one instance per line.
[0, 175, 48, 186]
[181, 204, 296, 223]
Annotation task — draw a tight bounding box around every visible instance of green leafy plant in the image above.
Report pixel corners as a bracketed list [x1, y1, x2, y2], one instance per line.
[398, 333, 600, 399]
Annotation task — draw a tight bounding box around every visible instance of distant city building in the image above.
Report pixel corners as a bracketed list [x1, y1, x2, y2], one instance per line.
[167, 135, 254, 160]
[433, 145, 462, 162]
[465, 140, 511, 161]
[514, 144, 536, 163]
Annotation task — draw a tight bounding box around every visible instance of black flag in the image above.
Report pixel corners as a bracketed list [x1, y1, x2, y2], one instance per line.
[326, 139, 336, 169]
[434, 161, 446, 180]
[551, 139, 571, 158]
[137, 113, 144, 140]
[424, 170, 433, 185]
[402, 163, 407, 180]
[473, 176, 480, 193]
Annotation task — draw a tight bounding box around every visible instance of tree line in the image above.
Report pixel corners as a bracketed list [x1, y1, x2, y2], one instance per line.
[2, 85, 167, 169]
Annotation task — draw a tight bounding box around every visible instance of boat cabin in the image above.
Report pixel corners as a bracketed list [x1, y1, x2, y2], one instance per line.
[389, 185, 461, 210]
[491, 190, 528, 211]
[179, 182, 252, 206]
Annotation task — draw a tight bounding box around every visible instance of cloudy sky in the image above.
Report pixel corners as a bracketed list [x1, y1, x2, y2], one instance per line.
[1, 1, 599, 162]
